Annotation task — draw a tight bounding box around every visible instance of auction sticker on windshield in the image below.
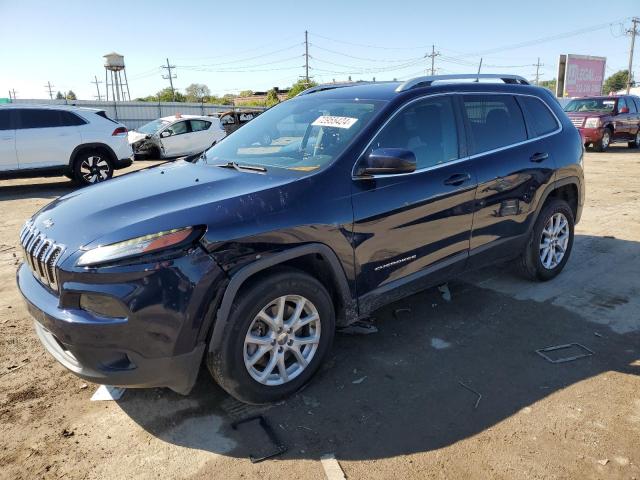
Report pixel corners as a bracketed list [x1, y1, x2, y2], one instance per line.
[312, 116, 358, 129]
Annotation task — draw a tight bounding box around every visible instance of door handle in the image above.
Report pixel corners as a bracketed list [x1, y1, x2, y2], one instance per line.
[530, 152, 549, 163]
[443, 173, 471, 186]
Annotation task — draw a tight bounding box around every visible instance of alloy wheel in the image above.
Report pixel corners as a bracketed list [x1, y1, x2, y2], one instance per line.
[80, 156, 111, 184]
[243, 295, 321, 386]
[539, 212, 570, 270]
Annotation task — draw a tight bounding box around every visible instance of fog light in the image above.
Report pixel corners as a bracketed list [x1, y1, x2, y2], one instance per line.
[80, 293, 128, 318]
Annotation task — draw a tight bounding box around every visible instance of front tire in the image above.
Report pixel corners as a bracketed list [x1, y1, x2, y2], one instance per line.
[73, 150, 113, 186]
[593, 128, 611, 152]
[520, 199, 574, 281]
[207, 268, 335, 404]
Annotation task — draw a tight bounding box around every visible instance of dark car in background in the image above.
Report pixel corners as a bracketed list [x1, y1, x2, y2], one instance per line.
[563, 95, 640, 151]
[17, 74, 584, 404]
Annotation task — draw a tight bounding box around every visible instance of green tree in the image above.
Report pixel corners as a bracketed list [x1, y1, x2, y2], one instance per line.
[55, 91, 64, 100]
[602, 70, 628, 95]
[287, 79, 318, 99]
[265, 88, 280, 107]
[66, 90, 77, 100]
[538, 78, 557, 94]
[156, 87, 185, 102]
[185, 83, 210, 102]
[238, 90, 254, 97]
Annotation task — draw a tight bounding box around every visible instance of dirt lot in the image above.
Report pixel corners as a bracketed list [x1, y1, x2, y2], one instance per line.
[1, 149, 639, 480]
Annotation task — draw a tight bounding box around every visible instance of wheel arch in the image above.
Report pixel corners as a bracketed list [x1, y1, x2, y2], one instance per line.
[533, 177, 581, 229]
[207, 244, 357, 351]
[69, 143, 118, 169]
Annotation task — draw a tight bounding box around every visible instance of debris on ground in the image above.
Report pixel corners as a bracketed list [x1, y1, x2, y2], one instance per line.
[598, 459, 609, 466]
[302, 395, 320, 408]
[61, 429, 74, 438]
[90, 385, 125, 401]
[430, 338, 452, 350]
[338, 320, 378, 335]
[458, 381, 482, 409]
[393, 308, 412, 319]
[320, 453, 346, 480]
[231, 415, 287, 463]
[438, 283, 452, 302]
[352, 376, 367, 384]
[535, 343, 594, 364]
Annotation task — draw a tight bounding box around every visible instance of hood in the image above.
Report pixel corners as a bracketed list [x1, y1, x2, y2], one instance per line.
[29, 161, 298, 262]
[128, 130, 150, 144]
[565, 111, 611, 118]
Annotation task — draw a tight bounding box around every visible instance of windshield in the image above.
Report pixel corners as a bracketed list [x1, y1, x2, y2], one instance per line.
[564, 98, 616, 113]
[202, 96, 386, 171]
[137, 118, 171, 134]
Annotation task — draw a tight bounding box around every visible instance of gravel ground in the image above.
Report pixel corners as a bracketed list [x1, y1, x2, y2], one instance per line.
[1, 149, 639, 480]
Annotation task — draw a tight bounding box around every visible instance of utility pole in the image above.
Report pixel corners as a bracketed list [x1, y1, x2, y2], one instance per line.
[534, 58, 544, 85]
[9, 89, 17, 100]
[304, 30, 310, 84]
[44, 81, 55, 99]
[8, 90, 12, 100]
[161, 58, 177, 101]
[626, 17, 639, 94]
[91, 75, 103, 101]
[426, 45, 440, 76]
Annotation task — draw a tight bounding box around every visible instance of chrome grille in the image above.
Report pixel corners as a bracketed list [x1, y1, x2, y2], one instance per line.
[19, 221, 65, 292]
[570, 117, 584, 128]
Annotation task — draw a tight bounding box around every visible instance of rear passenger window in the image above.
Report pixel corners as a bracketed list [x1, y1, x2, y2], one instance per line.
[370, 96, 459, 169]
[190, 120, 211, 132]
[18, 109, 62, 129]
[518, 96, 559, 137]
[0, 110, 12, 130]
[59, 111, 86, 126]
[463, 95, 527, 154]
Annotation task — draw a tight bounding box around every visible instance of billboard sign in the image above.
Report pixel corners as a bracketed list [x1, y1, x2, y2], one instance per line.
[557, 54, 606, 97]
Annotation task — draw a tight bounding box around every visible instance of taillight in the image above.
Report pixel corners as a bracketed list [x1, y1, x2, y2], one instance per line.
[112, 127, 128, 136]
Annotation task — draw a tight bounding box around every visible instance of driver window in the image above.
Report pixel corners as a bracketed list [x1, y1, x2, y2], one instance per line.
[369, 96, 459, 169]
[617, 98, 627, 112]
[166, 121, 189, 136]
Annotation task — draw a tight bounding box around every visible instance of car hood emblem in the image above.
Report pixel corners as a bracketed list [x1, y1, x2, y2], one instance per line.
[43, 218, 54, 229]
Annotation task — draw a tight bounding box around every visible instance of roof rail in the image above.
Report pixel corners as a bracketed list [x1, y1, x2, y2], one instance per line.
[395, 74, 530, 92]
[298, 80, 395, 96]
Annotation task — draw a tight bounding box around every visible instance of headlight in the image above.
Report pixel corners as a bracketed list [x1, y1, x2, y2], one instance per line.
[584, 117, 601, 128]
[77, 227, 196, 267]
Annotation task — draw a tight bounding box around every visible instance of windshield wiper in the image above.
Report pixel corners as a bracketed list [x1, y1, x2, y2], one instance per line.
[214, 161, 267, 173]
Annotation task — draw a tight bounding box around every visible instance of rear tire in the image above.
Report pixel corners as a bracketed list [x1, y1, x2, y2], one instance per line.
[520, 198, 574, 281]
[628, 129, 640, 149]
[593, 128, 611, 152]
[73, 150, 113, 186]
[206, 268, 335, 404]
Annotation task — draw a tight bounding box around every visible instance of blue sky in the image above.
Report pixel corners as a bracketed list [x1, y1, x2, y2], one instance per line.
[0, 0, 638, 100]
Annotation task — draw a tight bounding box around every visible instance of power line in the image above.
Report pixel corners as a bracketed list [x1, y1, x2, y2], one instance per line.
[161, 58, 177, 101]
[44, 81, 54, 100]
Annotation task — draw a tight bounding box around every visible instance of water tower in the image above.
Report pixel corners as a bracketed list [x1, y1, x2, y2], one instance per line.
[103, 52, 131, 101]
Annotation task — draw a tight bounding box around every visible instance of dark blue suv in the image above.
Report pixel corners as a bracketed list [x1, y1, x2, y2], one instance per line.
[17, 74, 584, 404]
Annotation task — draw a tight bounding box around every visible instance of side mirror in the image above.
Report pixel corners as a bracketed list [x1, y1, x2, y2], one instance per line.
[619, 107, 629, 114]
[356, 148, 416, 177]
[160, 131, 171, 138]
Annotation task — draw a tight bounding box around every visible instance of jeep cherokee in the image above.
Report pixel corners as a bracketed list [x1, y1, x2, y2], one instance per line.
[17, 74, 584, 404]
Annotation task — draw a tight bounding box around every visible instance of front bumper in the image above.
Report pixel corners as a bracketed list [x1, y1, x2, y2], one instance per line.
[577, 127, 604, 144]
[16, 248, 225, 394]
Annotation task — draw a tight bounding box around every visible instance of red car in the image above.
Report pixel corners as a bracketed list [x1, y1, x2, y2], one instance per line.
[563, 95, 640, 151]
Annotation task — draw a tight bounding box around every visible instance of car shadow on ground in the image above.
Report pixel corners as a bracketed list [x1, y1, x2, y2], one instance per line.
[117, 235, 640, 461]
[0, 180, 76, 201]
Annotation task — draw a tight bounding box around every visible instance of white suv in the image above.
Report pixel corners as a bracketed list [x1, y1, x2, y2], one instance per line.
[0, 105, 133, 185]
